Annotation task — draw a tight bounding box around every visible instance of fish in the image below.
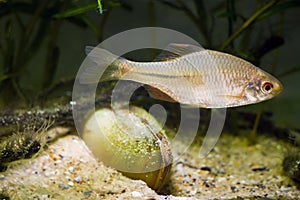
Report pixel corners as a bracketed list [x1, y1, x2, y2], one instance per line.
[80, 43, 282, 108]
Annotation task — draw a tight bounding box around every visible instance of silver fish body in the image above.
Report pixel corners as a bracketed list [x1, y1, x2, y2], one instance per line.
[81, 43, 282, 108]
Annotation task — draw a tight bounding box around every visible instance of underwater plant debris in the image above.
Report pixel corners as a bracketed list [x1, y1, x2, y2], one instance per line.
[0, 120, 52, 172]
[283, 149, 300, 183]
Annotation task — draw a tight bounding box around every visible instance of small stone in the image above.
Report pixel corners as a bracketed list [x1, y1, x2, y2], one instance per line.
[230, 186, 239, 192]
[83, 191, 92, 197]
[44, 171, 52, 177]
[68, 166, 74, 172]
[280, 185, 291, 193]
[65, 175, 71, 181]
[55, 160, 62, 164]
[200, 166, 212, 172]
[74, 176, 81, 183]
[41, 194, 49, 198]
[68, 181, 74, 187]
[131, 191, 142, 197]
[249, 188, 256, 194]
[59, 183, 69, 190]
[252, 166, 268, 172]
[217, 177, 226, 182]
[64, 171, 70, 176]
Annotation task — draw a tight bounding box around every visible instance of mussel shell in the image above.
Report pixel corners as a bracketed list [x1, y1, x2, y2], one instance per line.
[82, 106, 172, 190]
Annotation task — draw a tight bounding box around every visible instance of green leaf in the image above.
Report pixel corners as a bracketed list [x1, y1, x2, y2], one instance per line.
[53, 3, 98, 18]
[97, 0, 103, 14]
[0, 73, 14, 82]
[53, 1, 122, 19]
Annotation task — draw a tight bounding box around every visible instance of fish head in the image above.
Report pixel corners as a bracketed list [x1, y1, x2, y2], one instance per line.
[244, 69, 282, 104]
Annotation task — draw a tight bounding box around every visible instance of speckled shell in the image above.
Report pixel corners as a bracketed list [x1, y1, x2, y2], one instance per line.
[82, 106, 172, 191]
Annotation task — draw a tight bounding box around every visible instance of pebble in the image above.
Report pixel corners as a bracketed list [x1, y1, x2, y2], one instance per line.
[230, 186, 239, 192]
[68, 181, 74, 187]
[131, 191, 142, 197]
[64, 171, 70, 176]
[55, 160, 62, 164]
[83, 191, 92, 197]
[74, 176, 81, 183]
[217, 177, 226, 182]
[58, 183, 69, 190]
[68, 166, 74, 172]
[252, 166, 268, 172]
[41, 194, 49, 198]
[280, 186, 291, 193]
[44, 170, 53, 177]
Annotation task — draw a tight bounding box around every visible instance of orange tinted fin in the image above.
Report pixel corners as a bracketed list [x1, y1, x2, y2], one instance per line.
[145, 85, 177, 102]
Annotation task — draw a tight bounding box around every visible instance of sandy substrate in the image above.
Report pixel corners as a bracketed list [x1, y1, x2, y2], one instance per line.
[165, 134, 300, 199]
[0, 127, 299, 200]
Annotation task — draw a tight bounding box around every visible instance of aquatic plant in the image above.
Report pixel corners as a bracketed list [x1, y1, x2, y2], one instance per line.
[0, 0, 126, 108]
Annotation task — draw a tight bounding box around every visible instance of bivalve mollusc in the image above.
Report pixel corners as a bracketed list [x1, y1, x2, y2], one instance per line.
[82, 106, 172, 191]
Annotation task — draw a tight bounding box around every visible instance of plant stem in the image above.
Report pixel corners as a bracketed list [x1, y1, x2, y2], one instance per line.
[220, 0, 277, 50]
[97, 8, 111, 42]
[8, 0, 50, 106]
[249, 104, 263, 144]
[15, 0, 49, 72]
[226, 0, 236, 48]
[42, 2, 66, 89]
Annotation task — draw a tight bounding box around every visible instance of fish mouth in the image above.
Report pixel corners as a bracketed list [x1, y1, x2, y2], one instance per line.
[272, 80, 283, 96]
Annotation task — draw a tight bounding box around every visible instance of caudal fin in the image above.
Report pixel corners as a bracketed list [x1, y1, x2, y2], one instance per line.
[79, 46, 126, 84]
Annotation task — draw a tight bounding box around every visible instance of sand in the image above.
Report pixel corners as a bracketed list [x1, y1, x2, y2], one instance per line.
[0, 127, 299, 200]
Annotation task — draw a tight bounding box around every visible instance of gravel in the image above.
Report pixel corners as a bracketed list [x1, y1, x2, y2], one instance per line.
[0, 127, 299, 199]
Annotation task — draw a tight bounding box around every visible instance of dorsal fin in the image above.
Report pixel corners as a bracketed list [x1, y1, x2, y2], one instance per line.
[154, 43, 205, 62]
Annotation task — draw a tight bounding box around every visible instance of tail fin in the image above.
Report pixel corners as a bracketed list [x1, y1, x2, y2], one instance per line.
[79, 46, 127, 84]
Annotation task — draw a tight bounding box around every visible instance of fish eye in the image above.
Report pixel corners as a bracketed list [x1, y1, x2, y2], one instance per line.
[261, 82, 273, 93]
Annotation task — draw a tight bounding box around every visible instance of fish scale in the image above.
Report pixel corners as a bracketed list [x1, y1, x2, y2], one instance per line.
[81, 43, 282, 108]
